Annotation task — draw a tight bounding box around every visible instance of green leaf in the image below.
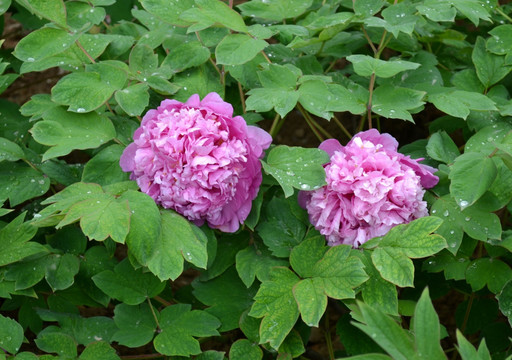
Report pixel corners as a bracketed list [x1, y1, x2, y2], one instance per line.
[298, 80, 366, 119]
[486, 25, 512, 55]
[140, 0, 196, 26]
[173, 64, 223, 101]
[238, 0, 313, 21]
[193, 267, 257, 331]
[0, 162, 50, 206]
[0, 213, 46, 267]
[290, 236, 327, 278]
[428, 89, 497, 119]
[451, 0, 491, 26]
[82, 145, 129, 186]
[0, 0, 11, 15]
[347, 55, 420, 78]
[369, 217, 446, 287]
[249, 267, 300, 350]
[472, 37, 512, 88]
[51, 62, 127, 113]
[497, 280, 512, 326]
[449, 152, 497, 210]
[14, 28, 78, 63]
[246, 88, 299, 118]
[111, 303, 157, 348]
[114, 83, 149, 117]
[365, 3, 418, 38]
[215, 34, 268, 66]
[0, 314, 23, 354]
[372, 86, 426, 121]
[35, 330, 77, 358]
[261, 145, 329, 197]
[67, 2, 106, 31]
[180, 0, 247, 33]
[311, 245, 369, 300]
[57, 193, 131, 243]
[129, 44, 158, 76]
[229, 339, 262, 360]
[120, 190, 160, 266]
[45, 253, 80, 291]
[164, 41, 210, 72]
[16, 0, 67, 27]
[353, 0, 385, 17]
[466, 258, 512, 294]
[147, 209, 208, 281]
[154, 303, 221, 356]
[456, 330, 488, 360]
[30, 107, 116, 161]
[92, 259, 165, 305]
[79, 342, 120, 360]
[417, 0, 456, 22]
[256, 197, 307, 258]
[0, 137, 25, 162]
[426, 131, 460, 164]
[293, 278, 327, 327]
[355, 251, 398, 315]
[236, 244, 289, 287]
[413, 288, 445, 360]
[352, 302, 416, 360]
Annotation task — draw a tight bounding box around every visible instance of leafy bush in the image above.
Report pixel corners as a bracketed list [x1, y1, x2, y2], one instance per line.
[0, 0, 511, 359]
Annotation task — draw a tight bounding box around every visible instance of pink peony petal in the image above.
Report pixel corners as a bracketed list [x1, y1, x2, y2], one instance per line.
[301, 129, 438, 248]
[319, 139, 343, 158]
[119, 93, 272, 233]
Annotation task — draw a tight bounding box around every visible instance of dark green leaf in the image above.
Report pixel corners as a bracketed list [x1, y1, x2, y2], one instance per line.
[92, 259, 165, 305]
[261, 145, 329, 197]
[426, 131, 460, 164]
[472, 37, 512, 88]
[0, 314, 23, 354]
[352, 302, 416, 360]
[347, 55, 420, 78]
[14, 28, 78, 63]
[449, 152, 497, 209]
[154, 303, 221, 356]
[229, 339, 262, 360]
[413, 288, 445, 360]
[147, 209, 208, 281]
[216, 34, 268, 66]
[79, 342, 120, 360]
[112, 303, 157, 348]
[164, 41, 210, 72]
[466, 258, 512, 293]
[31, 107, 116, 160]
[238, 0, 313, 21]
[249, 267, 300, 349]
[0, 137, 25, 162]
[236, 244, 289, 287]
[82, 145, 129, 186]
[0, 162, 50, 206]
[193, 267, 256, 331]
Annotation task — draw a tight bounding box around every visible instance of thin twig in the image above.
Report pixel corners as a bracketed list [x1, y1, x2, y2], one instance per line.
[238, 82, 246, 113]
[269, 113, 281, 137]
[332, 114, 352, 139]
[75, 39, 96, 64]
[147, 297, 161, 330]
[297, 103, 324, 142]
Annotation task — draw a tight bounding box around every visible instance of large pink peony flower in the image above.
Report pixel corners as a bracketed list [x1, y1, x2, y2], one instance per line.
[120, 92, 272, 232]
[299, 129, 438, 248]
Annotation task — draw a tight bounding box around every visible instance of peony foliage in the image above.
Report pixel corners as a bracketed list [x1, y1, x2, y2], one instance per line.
[0, 0, 511, 359]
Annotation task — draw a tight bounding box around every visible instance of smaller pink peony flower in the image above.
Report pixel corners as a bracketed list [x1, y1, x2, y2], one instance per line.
[120, 92, 272, 232]
[299, 129, 438, 248]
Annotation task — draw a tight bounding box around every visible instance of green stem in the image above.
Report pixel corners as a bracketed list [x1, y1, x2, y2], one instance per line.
[297, 103, 324, 142]
[310, 117, 335, 139]
[238, 82, 246, 113]
[496, 5, 512, 23]
[269, 113, 281, 137]
[332, 114, 353, 139]
[147, 297, 161, 331]
[75, 39, 96, 64]
[367, 73, 376, 129]
[324, 308, 335, 360]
